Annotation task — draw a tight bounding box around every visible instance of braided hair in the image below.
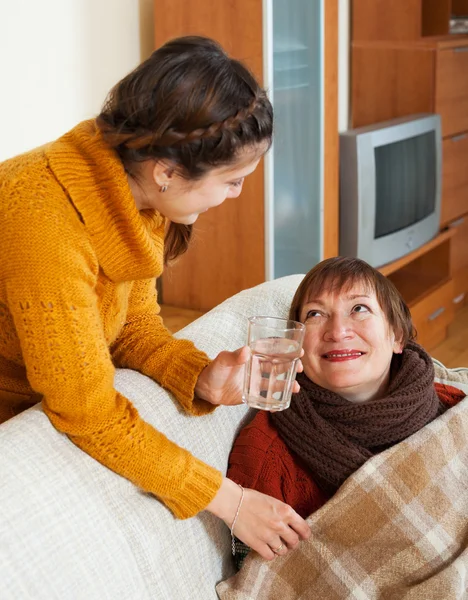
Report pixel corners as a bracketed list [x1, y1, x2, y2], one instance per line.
[96, 36, 273, 262]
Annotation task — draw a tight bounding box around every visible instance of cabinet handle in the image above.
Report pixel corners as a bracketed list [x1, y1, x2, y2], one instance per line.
[428, 306, 445, 321]
[451, 133, 467, 142]
[453, 293, 465, 305]
[454, 47, 468, 53]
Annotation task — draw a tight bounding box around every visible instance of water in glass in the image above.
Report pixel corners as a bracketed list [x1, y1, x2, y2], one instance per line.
[243, 336, 301, 411]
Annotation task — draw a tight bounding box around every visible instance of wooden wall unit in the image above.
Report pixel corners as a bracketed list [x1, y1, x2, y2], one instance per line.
[155, 0, 338, 311]
[353, 1, 468, 40]
[352, 2, 468, 349]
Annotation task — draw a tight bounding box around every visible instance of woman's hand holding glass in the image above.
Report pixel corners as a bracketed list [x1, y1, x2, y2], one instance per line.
[195, 346, 303, 406]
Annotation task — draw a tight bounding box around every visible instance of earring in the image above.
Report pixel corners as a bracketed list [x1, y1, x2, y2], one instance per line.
[160, 184, 168, 193]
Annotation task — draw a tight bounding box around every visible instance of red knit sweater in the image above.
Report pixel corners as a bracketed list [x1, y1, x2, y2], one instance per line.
[227, 382, 465, 518]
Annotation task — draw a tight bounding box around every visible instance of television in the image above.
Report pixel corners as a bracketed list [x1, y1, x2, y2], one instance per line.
[339, 113, 442, 268]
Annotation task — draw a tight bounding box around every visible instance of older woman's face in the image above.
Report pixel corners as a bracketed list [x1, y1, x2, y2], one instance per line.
[299, 283, 403, 403]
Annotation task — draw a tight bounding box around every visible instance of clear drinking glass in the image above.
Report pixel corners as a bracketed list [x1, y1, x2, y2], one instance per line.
[242, 316, 305, 411]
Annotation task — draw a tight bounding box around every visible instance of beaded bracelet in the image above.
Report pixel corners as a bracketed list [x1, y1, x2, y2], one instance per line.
[230, 483, 245, 555]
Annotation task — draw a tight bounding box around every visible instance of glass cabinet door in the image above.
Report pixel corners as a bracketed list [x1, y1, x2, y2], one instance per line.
[264, 0, 323, 279]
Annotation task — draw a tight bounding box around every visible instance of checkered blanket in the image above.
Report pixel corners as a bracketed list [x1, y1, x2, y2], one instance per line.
[217, 394, 468, 599]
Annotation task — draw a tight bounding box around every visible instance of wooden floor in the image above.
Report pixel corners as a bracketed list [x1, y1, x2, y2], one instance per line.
[160, 303, 468, 369]
[159, 304, 204, 334]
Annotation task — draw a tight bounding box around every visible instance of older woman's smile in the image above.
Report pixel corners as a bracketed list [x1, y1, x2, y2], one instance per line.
[321, 349, 366, 361]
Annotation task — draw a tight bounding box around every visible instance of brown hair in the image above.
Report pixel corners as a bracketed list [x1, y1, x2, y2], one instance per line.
[96, 36, 273, 263]
[289, 257, 416, 347]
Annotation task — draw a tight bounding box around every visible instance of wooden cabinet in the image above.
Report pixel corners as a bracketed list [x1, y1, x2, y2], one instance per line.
[352, 38, 468, 133]
[450, 216, 468, 309]
[353, 0, 468, 41]
[410, 280, 455, 349]
[154, 0, 339, 311]
[352, 36, 468, 228]
[381, 232, 456, 350]
[352, 1, 468, 350]
[436, 46, 468, 137]
[441, 132, 468, 226]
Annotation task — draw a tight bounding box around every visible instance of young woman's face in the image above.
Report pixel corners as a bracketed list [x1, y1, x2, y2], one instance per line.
[144, 147, 263, 224]
[299, 283, 403, 403]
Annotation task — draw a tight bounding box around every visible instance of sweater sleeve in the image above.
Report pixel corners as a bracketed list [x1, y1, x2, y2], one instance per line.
[3, 212, 221, 519]
[110, 277, 215, 416]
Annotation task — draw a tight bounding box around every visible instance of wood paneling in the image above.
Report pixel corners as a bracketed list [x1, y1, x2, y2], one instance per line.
[385, 241, 451, 307]
[155, 0, 265, 311]
[352, 0, 423, 41]
[323, 0, 339, 258]
[154, 0, 263, 79]
[450, 216, 468, 273]
[450, 217, 468, 308]
[379, 229, 455, 277]
[352, 0, 454, 40]
[435, 45, 468, 137]
[452, 268, 468, 309]
[441, 133, 468, 226]
[410, 279, 454, 350]
[351, 45, 434, 128]
[422, 0, 451, 37]
[452, 0, 468, 15]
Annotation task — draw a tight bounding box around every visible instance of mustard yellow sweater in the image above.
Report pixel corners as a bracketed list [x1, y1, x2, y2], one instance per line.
[0, 120, 222, 518]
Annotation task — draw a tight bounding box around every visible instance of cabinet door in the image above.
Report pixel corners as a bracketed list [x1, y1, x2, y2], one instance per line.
[435, 45, 468, 137]
[441, 132, 468, 226]
[450, 216, 468, 309]
[411, 279, 454, 350]
[265, 0, 323, 279]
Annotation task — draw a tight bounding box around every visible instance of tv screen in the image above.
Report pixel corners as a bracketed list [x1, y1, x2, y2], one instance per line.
[374, 131, 437, 239]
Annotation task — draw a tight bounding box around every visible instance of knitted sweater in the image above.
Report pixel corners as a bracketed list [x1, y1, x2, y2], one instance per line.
[0, 120, 222, 519]
[227, 382, 466, 518]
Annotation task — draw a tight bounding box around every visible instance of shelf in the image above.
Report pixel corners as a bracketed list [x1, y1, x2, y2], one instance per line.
[378, 228, 457, 276]
[274, 83, 310, 91]
[274, 64, 309, 72]
[273, 40, 309, 54]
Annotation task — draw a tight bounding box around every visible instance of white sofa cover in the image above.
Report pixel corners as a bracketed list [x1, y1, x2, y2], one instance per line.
[0, 274, 305, 600]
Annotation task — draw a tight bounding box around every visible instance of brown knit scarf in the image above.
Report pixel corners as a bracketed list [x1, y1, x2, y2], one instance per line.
[271, 341, 444, 494]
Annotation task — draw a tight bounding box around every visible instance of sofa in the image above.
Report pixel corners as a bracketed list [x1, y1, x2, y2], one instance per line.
[0, 274, 309, 599]
[1, 274, 467, 600]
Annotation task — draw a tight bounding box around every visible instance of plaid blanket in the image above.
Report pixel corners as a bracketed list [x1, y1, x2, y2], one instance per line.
[217, 393, 468, 599]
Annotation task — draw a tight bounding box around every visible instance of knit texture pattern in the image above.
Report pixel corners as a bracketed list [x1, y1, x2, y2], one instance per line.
[0, 120, 221, 518]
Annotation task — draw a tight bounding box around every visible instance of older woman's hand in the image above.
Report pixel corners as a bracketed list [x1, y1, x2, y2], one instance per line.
[205, 477, 311, 560]
[195, 346, 303, 406]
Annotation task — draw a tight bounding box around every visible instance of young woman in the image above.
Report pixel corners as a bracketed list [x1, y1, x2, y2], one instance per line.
[0, 36, 310, 560]
[228, 257, 465, 566]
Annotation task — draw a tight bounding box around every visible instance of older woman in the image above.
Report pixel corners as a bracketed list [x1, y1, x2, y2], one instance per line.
[227, 257, 465, 566]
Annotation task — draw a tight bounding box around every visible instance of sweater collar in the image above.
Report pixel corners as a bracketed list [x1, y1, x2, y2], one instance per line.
[46, 119, 165, 282]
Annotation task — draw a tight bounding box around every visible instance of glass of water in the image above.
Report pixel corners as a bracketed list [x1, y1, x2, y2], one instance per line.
[242, 316, 305, 412]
